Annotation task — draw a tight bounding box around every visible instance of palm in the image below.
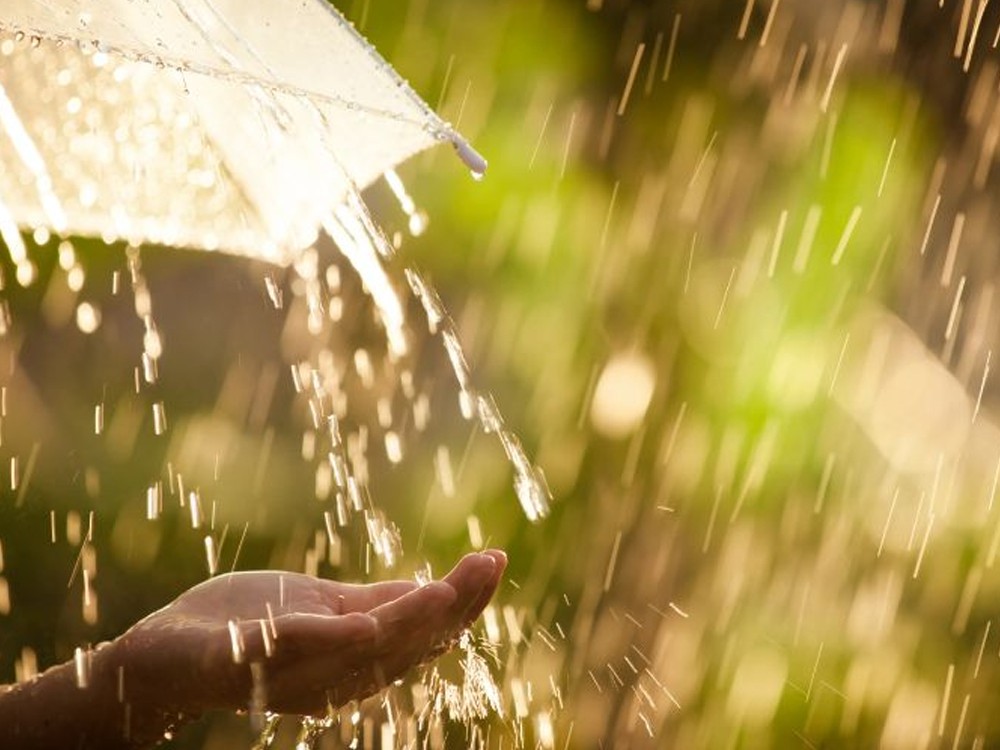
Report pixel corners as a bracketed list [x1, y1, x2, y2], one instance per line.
[118, 552, 505, 716]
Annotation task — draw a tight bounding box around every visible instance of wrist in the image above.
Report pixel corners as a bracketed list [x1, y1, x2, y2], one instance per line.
[113, 620, 254, 728]
[105, 632, 205, 746]
[0, 642, 131, 749]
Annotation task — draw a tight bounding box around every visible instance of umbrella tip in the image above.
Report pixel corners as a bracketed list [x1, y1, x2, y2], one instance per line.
[448, 133, 488, 180]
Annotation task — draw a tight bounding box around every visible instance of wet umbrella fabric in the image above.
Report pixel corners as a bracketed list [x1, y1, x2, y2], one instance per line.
[0, 0, 484, 264]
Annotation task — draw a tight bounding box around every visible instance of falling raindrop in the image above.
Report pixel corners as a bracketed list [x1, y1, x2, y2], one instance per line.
[75, 301, 100, 333]
[14, 261, 35, 287]
[152, 401, 167, 435]
[73, 647, 89, 688]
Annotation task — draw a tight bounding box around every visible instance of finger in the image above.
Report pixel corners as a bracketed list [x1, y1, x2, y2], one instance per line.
[443, 553, 498, 604]
[368, 581, 457, 640]
[348, 581, 461, 690]
[249, 613, 381, 716]
[442, 552, 499, 623]
[365, 556, 497, 673]
[461, 549, 507, 627]
[240, 611, 377, 662]
[319, 579, 420, 614]
[264, 658, 378, 716]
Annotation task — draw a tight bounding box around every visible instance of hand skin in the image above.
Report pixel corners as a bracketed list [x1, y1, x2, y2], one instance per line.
[0, 550, 507, 749]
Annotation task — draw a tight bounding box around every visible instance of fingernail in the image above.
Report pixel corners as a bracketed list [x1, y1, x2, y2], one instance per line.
[482, 549, 507, 574]
[467, 554, 495, 585]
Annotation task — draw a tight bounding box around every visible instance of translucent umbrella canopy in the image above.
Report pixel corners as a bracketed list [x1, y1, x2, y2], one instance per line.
[0, 0, 485, 264]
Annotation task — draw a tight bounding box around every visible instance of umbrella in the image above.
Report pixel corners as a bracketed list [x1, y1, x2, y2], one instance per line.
[0, 0, 551, 523]
[0, 0, 486, 267]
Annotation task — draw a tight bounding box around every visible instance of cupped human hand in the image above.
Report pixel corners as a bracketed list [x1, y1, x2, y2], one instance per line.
[114, 550, 506, 718]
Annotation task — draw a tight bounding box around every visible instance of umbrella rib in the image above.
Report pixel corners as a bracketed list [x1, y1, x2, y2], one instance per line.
[0, 21, 452, 138]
